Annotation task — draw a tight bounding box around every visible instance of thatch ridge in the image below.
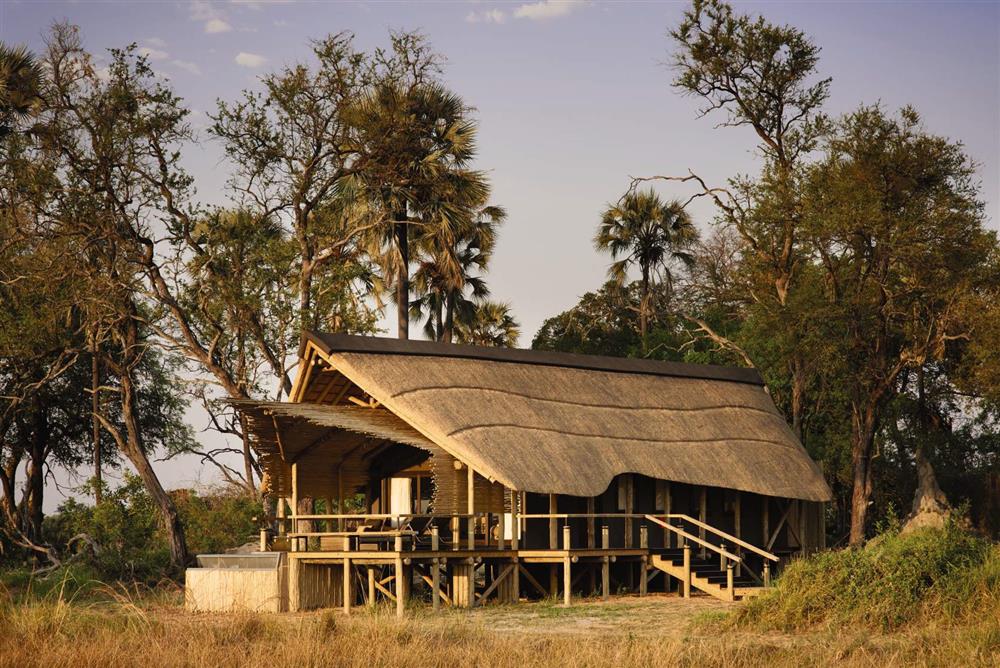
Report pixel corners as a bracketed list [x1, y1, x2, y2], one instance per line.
[306, 332, 764, 386]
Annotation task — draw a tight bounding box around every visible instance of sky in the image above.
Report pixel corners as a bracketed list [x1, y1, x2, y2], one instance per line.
[2, 1, 998, 508]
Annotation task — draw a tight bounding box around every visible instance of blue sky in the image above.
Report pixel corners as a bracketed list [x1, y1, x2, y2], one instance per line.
[3, 1, 998, 501]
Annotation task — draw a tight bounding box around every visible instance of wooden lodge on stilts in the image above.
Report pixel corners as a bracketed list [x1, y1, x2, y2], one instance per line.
[184, 333, 831, 613]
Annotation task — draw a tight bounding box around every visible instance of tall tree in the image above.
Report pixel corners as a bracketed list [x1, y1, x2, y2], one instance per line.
[411, 205, 504, 343]
[349, 79, 490, 339]
[595, 189, 697, 351]
[802, 106, 995, 544]
[665, 0, 831, 438]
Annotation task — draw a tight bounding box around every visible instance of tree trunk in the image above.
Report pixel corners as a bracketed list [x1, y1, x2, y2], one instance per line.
[91, 333, 102, 504]
[444, 291, 455, 344]
[118, 367, 189, 571]
[639, 267, 649, 351]
[395, 217, 409, 340]
[26, 397, 48, 551]
[848, 403, 878, 546]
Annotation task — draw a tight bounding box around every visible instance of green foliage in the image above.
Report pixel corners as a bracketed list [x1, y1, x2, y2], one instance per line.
[733, 524, 996, 631]
[43, 475, 259, 583]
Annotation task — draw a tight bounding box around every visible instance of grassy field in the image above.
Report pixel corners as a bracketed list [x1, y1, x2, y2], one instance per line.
[2, 526, 997, 667]
[0, 587, 996, 668]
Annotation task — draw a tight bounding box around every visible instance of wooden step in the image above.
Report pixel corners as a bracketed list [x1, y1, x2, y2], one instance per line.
[648, 555, 769, 603]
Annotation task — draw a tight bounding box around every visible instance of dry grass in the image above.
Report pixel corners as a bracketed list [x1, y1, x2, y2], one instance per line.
[0, 586, 997, 668]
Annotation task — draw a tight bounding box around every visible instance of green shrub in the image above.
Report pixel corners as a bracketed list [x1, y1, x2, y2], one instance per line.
[732, 522, 995, 631]
[42, 474, 260, 584]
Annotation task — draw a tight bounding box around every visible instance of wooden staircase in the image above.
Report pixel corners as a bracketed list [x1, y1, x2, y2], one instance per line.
[644, 514, 778, 602]
[650, 550, 766, 601]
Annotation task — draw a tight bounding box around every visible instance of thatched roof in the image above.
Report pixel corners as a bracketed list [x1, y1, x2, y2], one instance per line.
[276, 333, 831, 502]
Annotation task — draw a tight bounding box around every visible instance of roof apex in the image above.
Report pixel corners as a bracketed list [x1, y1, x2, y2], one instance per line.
[304, 332, 763, 386]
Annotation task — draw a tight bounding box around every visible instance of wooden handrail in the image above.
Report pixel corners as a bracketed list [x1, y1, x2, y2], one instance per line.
[666, 513, 779, 562]
[287, 513, 483, 520]
[644, 515, 741, 563]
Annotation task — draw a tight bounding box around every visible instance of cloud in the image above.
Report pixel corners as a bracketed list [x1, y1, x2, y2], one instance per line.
[190, 1, 233, 34]
[146, 37, 167, 48]
[466, 9, 506, 24]
[513, 0, 585, 20]
[138, 46, 169, 61]
[205, 18, 233, 33]
[172, 59, 203, 75]
[234, 51, 267, 68]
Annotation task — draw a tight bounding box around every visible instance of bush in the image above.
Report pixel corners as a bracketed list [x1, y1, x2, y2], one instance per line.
[732, 522, 996, 631]
[42, 474, 260, 584]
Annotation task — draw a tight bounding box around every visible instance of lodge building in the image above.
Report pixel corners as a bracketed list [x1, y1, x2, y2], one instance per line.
[185, 333, 831, 613]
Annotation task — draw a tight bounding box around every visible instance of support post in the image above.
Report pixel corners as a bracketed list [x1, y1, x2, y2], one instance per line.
[563, 524, 572, 606]
[259, 528, 268, 552]
[762, 496, 770, 551]
[798, 500, 808, 556]
[511, 557, 519, 603]
[734, 491, 742, 577]
[698, 486, 707, 559]
[682, 542, 691, 599]
[726, 561, 735, 602]
[763, 561, 771, 587]
[639, 556, 648, 597]
[343, 557, 351, 614]
[467, 465, 476, 551]
[601, 525, 610, 600]
[548, 494, 558, 549]
[395, 535, 405, 617]
[432, 559, 441, 611]
[624, 475, 634, 548]
[640, 524, 648, 549]
[451, 515, 459, 552]
[367, 567, 375, 607]
[290, 463, 299, 552]
[431, 525, 441, 611]
[288, 555, 300, 612]
[586, 497, 595, 548]
[498, 503, 506, 551]
[510, 489, 519, 550]
[664, 480, 672, 549]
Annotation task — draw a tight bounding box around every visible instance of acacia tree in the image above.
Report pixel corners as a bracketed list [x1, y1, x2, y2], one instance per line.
[659, 0, 831, 438]
[802, 106, 996, 544]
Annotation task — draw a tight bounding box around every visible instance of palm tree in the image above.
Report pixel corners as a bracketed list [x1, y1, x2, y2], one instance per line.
[0, 44, 45, 137]
[594, 189, 697, 350]
[348, 81, 489, 339]
[410, 205, 505, 342]
[455, 300, 520, 348]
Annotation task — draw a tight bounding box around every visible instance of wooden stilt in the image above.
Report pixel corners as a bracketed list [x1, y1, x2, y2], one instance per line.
[288, 556, 300, 612]
[290, 463, 299, 552]
[549, 566, 558, 601]
[698, 487, 707, 559]
[682, 542, 691, 599]
[602, 557, 610, 600]
[511, 557, 520, 603]
[394, 535, 405, 617]
[343, 557, 351, 614]
[624, 475, 634, 548]
[367, 567, 376, 607]
[601, 525, 610, 600]
[467, 466, 476, 551]
[432, 558, 441, 611]
[734, 491, 742, 576]
[548, 494, 558, 549]
[563, 525, 572, 606]
[639, 557, 648, 597]
[586, 497, 595, 548]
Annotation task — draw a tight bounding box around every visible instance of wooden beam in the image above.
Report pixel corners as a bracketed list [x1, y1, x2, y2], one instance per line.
[766, 500, 794, 550]
[479, 564, 514, 602]
[517, 564, 548, 597]
[271, 416, 288, 462]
